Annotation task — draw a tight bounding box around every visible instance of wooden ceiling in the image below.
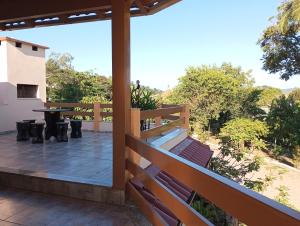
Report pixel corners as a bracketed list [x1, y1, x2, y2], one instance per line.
[0, 0, 181, 31]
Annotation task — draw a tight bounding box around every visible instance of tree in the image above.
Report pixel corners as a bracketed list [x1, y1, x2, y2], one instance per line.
[266, 95, 300, 158]
[257, 87, 282, 107]
[289, 88, 300, 102]
[46, 53, 112, 103]
[193, 118, 269, 225]
[166, 64, 253, 137]
[210, 118, 268, 185]
[258, 0, 300, 80]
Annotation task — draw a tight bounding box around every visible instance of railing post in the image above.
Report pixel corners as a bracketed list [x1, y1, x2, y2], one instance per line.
[130, 108, 141, 138]
[127, 108, 143, 171]
[93, 103, 101, 132]
[180, 104, 189, 129]
[155, 116, 161, 127]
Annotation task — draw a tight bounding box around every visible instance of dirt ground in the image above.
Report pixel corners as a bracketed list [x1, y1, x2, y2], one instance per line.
[255, 157, 300, 211]
[206, 140, 300, 212]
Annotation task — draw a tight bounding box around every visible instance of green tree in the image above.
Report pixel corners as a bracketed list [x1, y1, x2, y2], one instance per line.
[46, 53, 112, 103]
[267, 95, 300, 158]
[257, 87, 282, 107]
[289, 88, 300, 102]
[166, 64, 253, 136]
[210, 118, 268, 185]
[193, 118, 269, 226]
[258, 0, 300, 80]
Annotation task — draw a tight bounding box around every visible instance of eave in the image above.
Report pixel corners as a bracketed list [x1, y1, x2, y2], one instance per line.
[0, 0, 181, 31]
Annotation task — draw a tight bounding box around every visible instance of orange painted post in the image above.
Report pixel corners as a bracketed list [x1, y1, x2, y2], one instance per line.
[131, 108, 141, 138]
[155, 116, 161, 127]
[180, 104, 189, 129]
[112, 0, 131, 190]
[128, 108, 142, 168]
[93, 103, 101, 132]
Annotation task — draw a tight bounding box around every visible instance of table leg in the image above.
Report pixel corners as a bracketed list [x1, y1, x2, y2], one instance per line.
[44, 112, 60, 140]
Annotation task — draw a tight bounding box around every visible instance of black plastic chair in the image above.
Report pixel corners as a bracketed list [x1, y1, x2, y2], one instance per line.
[23, 120, 36, 137]
[31, 123, 45, 144]
[70, 120, 82, 138]
[16, 121, 30, 141]
[56, 122, 68, 142]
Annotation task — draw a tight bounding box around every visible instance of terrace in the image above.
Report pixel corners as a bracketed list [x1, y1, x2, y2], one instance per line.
[0, 1, 300, 226]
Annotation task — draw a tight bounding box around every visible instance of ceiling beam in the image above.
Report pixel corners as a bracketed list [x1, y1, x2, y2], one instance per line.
[134, 0, 148, 14]
[0, 0, 182, 31]
[0, 0, 111, 23]
[148, 0, 181, 15]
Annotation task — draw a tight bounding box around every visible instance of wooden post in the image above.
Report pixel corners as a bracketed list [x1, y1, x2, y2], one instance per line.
[128, 108, 142, 167]
[131, 108, 141, 138]
[155, 116, 161, 127]
[93, 103, 101, 132]
[180, 104, 189, 129]
[112, 0, 131, 190]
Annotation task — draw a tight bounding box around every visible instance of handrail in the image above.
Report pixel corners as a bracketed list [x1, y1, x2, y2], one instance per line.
[131, 104, 189, 139]
[126, 158, 213, 226]
[140, 118, 184, 139]
[140, 106, 183, 120]
[126, 134, 300, 226]
[45, 102, 113, 131]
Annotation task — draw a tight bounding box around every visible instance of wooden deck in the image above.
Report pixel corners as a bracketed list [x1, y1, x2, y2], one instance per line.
[0, 186, 150, 226]
[0, 131, 112, 186]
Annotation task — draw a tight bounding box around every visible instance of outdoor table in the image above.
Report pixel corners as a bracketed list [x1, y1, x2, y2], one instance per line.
[33, 108, 70, 140]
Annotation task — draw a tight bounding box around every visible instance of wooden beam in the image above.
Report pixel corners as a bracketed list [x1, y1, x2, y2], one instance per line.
[126, 182, 167, 226]
[126, 159, 213, 226]
[135, 0, 148, 14]
[126, 135, 300, 226]
[148, 0, 181, 15]
[112, 0, 131, 190]
[140, 118, 184, 139]
[0, 0, 111, 23]
[140, 106, 183, 120]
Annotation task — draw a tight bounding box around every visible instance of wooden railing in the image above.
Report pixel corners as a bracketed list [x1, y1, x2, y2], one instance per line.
[131, 104, 189, 139]
[125, 134, 300, 226]
[44, 102, 112, 131]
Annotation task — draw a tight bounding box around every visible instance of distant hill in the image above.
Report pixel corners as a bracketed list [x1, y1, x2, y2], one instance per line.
[281, 88, 299, 95]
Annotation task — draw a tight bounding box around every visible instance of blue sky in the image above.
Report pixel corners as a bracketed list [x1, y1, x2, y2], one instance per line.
[1, 0, 300, 90]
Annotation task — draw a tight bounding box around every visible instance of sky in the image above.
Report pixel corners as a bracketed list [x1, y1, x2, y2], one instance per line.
[1, 0, 300, 90]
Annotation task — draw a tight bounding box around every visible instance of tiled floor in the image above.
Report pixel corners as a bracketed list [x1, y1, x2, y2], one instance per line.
[0, 186, 150, 226]
[0, 131, 112, 186]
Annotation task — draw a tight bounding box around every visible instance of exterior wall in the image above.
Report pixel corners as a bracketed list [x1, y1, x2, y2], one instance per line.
[0, 40, 47, 132]
[0, 41, 8, 83]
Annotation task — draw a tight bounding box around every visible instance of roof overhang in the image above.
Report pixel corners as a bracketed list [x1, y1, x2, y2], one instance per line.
[0, 37, 49, 49]
[0, 0, 181, 31]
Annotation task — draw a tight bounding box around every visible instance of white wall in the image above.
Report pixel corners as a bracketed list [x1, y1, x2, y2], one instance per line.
[0, 41, 8, 106]
[0, 40, 47, 132]
[0, 41, 8, 83]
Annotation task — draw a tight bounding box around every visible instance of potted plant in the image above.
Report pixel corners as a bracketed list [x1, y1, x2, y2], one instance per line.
[131, 80, 158, 131]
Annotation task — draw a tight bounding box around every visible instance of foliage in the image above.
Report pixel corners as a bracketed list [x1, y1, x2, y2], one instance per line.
[240, 88, 266, 119]
[258, 0, 300, 80]
[131, 82, 158, 110]
[219, 118, 269, 151]
[257, 87, 283, 107]
[166, 63, 253, 137]
[210, 118, 268, 185]
[192, 196, 233, 226]
[266, 95, 300, 158]
[289, 88, 300, 102]
[275, 185, 292, 207]
[46, 53, 112, 103]
[194, 118, 269, 225]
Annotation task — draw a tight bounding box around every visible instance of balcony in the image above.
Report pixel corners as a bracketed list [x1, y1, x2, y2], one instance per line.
[0, 102, 299, 225]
